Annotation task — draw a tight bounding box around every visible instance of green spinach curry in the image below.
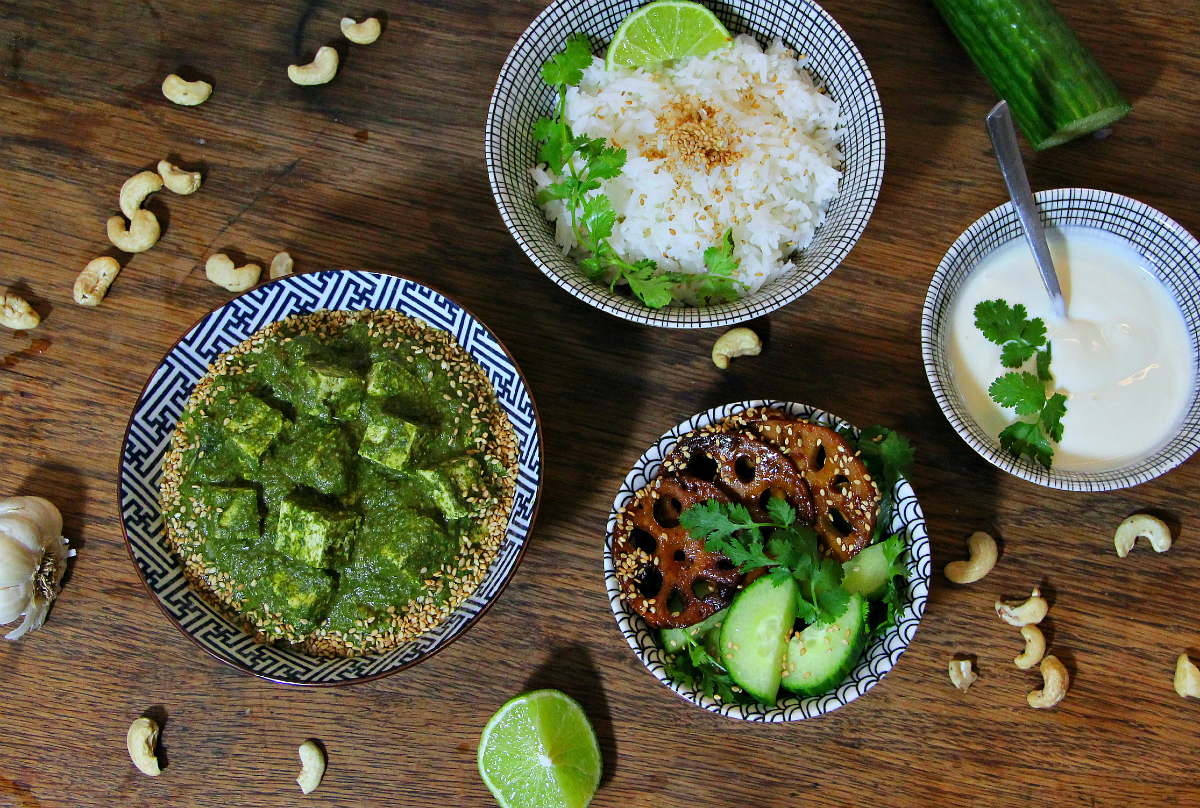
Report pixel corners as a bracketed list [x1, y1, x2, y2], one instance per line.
[161, 310, 518, 657]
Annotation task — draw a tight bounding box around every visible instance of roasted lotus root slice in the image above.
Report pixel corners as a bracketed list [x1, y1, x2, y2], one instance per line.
[611, 475, 742, 628]
[742, 410, 881, 562]
[661, 428, 815, 526]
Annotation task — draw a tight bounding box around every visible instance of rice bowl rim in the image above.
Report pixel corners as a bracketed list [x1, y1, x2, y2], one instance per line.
[485, 0, 886, 329]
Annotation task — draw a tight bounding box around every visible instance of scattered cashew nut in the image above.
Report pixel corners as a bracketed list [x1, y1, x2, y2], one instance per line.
[126, 717, 161, 776]
[161, 74, 212, 106]
[107, 210, 161, 253]
[944, 531, 998, 584]
[1027, 654, 1069, 708]
[948, 658, 977, 693]
[296, 740, 325, 794]
[158, 160, 202, 195]
[119, 171, 163, 219]
[0, 293, 39, 330]
[288, 47, 339, 85]
[711, 327, 761, 369]
[74, 256, 122, 306]
[206, 254, 261, 292]
[270, 251, 294, 279]
[341, 16, 382, 44]
[1175, 653, 1200, 698]
[1115, 513, 1172, 557]
[1014, 624, 1046, 670]
[995, 587, 1048, 626]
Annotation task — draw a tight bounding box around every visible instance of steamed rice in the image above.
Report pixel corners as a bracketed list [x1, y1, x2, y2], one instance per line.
[532, 35, 844, 304]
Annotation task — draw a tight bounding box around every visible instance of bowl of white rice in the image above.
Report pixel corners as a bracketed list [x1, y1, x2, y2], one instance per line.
[486, 0, 885, 328]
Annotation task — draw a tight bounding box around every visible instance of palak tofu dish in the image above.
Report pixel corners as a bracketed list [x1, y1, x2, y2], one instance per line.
[160, 309, 518, 657]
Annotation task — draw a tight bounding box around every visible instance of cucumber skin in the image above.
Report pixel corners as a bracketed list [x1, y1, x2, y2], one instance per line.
[659, 608, 727, 655]
[781, 594, 870, 697]
[720, 576, 798, 705]
[931, 0, 1131, 149]
[841, 543, 892, 600]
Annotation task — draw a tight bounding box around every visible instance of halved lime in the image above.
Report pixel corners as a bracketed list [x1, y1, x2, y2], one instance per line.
[478, 690, 602, 808]
[605, 0, 733, 71]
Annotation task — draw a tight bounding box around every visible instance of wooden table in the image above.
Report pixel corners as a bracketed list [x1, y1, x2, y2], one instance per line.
[2, 0, 1198, 805]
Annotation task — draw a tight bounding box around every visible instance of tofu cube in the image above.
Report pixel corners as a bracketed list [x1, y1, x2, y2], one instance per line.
[284, 420, 352, 495]
[198, 485, 261, 540]
[366, 359, 425, 398]
[300, 360, 365, 421]
[226, 394, 285, 460]
[259, 554, 335, 624]
[415, 457, 482, 519]
[358, 401, 421, 471]
[274, 494, 358, 569]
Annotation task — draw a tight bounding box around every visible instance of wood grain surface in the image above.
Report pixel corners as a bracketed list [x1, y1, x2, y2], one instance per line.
[2, 0, 1199, 805]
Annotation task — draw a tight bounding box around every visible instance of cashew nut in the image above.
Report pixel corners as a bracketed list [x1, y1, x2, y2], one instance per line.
[711, 327, 761, 369]
[948, 658, 977, 693]
[1027, 654, 1069, 708]
[1175, 653, 1200, 698]
[944, 531, 998, 584]
[205, 254, 261, 292]
[1014, 624, 1046, 669]
[341, 16, 382, 44]
[74, 256, 122, 306]
[288, 47, 339, 85]
[157, 160, 202, 195]
[270, 251, 294, 279]
[161, 74, 212, 106]
[0, 294, 39, 330]
[995, 587, 1048, 626]
[1115, 513, 1172, 557]
[126, 717, 161, 776]
[119, 171, 163, 219]
[296, 740, 325, 794]
[107, 210, 161, 253]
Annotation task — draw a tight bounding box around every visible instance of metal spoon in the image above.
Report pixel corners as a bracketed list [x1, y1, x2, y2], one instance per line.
[986, 101, 1067, 321]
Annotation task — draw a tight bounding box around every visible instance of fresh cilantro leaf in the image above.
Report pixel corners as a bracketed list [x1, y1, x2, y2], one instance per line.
[765, 496, 795, 527]
[1041, 392, 1068, 443]
[973, 300, 1046, 351]
[854, 426, 914, 534]
[988, 371, 1047, 416]
[1000, 340, 1038, 368]
[540, 33, 593, 88]
[1035, 343, 1053, 382]
[679, 499, 754, 546]
[625, 265, 676, 309]
[874, 576, 907, 637]
[999, 419, 1054, 468]
[585, 145, 625, 181]
[579, 255, 604, 280]
[533, 181, 573, 206]
[580, 194, 616, 242]
[703, 229, 740, 277]
[811, 558, 849, 624]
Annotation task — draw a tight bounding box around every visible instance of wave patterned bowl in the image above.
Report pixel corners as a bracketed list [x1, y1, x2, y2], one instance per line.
[603, 400, 930, 720]
[119, 270, 543, 685]
[922, 188, 1200, 491]
[485, 0, 885, 328]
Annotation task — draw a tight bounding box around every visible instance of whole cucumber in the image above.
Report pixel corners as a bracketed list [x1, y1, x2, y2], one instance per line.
[932, 0, 1131, 149]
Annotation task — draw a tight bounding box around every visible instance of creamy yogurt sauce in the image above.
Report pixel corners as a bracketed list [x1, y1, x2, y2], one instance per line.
[947, 226, 1196, 472]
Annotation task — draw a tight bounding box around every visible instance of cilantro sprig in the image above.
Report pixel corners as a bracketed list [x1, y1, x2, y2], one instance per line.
[659, 628, 749, 706]
[532, 33, 745, 309]
[974, 300, 1067, 468]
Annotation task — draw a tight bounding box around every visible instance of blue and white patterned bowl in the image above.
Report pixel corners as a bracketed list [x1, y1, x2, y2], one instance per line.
[485, 0, 885, 328]
[604, 400, 930, 720]
[922, 188, 1200, 491]
[119, 270, 543, 685]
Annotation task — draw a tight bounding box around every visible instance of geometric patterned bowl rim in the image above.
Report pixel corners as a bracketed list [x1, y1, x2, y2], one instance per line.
[921, 188, 1200, 491]
[117, 269, 543, 685]
[604, 400, 930, 720]
[485, 0, 886, 328]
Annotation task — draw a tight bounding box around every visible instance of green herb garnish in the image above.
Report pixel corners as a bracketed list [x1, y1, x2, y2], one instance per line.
[659, 629, 750, 706]
[974, 300, 1067, 468]
[533, 33, 744, 309]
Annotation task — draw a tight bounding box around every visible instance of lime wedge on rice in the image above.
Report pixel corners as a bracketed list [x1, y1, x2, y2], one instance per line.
[478, 690, 602, 808]
[605, 0, 733, 71]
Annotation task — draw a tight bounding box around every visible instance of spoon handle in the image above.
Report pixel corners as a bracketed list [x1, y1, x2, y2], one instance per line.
[986, 101, 1067, 320]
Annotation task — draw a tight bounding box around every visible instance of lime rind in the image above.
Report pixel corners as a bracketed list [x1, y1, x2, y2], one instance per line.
[605, 0, 732, 71]
[478, 690, 601, 808]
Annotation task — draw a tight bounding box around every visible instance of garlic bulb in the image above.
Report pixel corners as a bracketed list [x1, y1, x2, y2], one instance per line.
[0, 496, 69, 640]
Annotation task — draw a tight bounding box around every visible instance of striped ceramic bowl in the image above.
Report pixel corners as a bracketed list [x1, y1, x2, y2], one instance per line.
[485, 0, 885, 328]
[922, 188, 1200, 491]
[604, 400, 930, 720]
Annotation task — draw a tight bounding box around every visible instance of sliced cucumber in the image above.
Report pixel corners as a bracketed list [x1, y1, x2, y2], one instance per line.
[841, 543, 894, 600]
[931, 0, 1131, 149]
[781, 593, 869, 697]
[660, 608, 727, 655]
[720, 576, 798, 705]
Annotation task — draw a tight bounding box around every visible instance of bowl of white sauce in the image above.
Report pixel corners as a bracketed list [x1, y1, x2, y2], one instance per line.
[922, 188, 1200, 490]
